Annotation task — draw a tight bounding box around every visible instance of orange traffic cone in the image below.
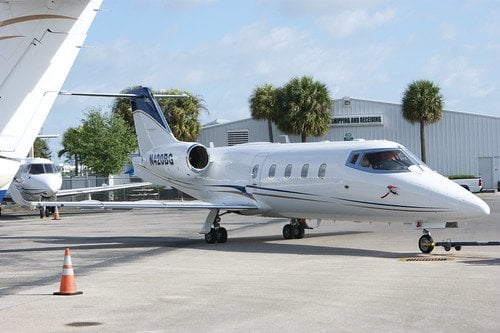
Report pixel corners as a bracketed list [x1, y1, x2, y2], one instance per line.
[54, 248, 83, 296]
[52, 206, 60, 221]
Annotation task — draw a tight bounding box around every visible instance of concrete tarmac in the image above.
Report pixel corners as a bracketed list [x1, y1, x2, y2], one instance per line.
[0, 193, 499, 332]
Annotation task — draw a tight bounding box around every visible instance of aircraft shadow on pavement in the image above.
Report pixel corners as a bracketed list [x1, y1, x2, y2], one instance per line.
[0, 230, 412, 260]
[462, 258, 500, 266]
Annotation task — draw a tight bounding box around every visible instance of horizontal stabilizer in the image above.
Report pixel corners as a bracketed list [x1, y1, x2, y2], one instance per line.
[55, 182, 152, 197]
[30, 200, 258, 210]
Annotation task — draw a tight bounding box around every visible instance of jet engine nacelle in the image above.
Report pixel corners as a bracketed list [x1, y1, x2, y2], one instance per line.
[147, 142, 210, 179]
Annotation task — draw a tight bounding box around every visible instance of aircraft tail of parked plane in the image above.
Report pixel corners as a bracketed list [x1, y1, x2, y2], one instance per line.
[35, 87, 490, 253]
[0, 0, 103, 201]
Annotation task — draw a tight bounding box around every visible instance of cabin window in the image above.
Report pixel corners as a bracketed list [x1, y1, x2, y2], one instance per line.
[251, 164, 259, 179]
[268, 164, 276, 178]
[318, 163, 327, 178]
[284, 164, 292, 178]
[301, 164, 309, 178]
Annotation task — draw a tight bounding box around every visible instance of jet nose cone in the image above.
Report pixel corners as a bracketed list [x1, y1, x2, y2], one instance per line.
[459, 194, 490, 218]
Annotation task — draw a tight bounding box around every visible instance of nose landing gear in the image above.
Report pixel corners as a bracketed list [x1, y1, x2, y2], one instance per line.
[418, 229, 435, 254]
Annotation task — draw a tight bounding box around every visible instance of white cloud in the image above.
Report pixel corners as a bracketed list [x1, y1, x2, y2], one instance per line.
[426, 55, 495, 108]
[258, 0, 385, 17]
[142, 0, 219, 10]
[440, 22, 458, 40]
[319, 7, 396, 38]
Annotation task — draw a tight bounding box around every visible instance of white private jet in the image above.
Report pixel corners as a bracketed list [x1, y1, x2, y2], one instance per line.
[35, 87, 490, 253]
[3, 157, 150, 218]
[0, 0, 102, 202]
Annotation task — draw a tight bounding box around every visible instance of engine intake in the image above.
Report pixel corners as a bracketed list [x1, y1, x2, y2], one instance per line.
[188, 144, 209, 171]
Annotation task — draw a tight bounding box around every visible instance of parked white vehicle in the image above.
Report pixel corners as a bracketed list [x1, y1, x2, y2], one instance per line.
[451, 177, 483, 193]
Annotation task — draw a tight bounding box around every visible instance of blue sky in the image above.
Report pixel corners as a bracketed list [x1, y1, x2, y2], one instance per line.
[44, 0, 500, 158]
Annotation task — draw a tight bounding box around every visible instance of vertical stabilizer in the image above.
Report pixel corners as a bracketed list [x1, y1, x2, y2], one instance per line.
[0, 0, 102, 202]
[130, 87, 178, 154]
[0, 0, 103, 157]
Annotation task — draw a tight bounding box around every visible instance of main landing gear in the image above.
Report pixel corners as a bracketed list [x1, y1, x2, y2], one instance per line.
[39, 206, 55, 219]
[282, 218, 311, 240]
[202, 209, 228, 244]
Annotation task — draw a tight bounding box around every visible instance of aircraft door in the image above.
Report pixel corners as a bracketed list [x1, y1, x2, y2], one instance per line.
[249, 153, 269, 187]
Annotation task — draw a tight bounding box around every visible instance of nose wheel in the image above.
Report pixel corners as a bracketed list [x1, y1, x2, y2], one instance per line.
[418, 230, 435, 253]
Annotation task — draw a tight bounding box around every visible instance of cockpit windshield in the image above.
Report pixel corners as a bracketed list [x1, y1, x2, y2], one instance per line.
[346, 149, 417, 172]
[28, 163, 58, 174]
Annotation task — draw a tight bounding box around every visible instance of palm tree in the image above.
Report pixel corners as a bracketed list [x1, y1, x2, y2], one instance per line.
[249, 83, 278, 142]
[111, 86, 142, 127]
[276, 76, 332, 142]
[402, 80, 444, 163]
[157, 89, 206, 142]
[58, 127, 84, 176]
[33, 138, 51, 159]
[112, 87, 206, 142]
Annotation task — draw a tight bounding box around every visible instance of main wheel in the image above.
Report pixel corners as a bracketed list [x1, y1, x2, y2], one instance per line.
[283, 224, 294, 239]
[205, 228, 217, 244]
[418, 234, 435, 254]
[216, 227, 228, 243]
[294, 225, 305, 239]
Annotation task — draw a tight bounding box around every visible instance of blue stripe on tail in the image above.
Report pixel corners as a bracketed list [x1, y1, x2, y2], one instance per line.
[129, 87, 171, 133]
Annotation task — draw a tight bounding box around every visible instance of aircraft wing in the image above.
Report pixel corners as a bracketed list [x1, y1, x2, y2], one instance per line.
[30, 200, 259, 210]
[55, 182, 153, 197]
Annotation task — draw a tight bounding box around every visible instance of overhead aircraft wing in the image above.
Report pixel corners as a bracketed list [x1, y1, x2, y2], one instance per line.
[55, 182, 153, 197]
[30, 200, 259, 210]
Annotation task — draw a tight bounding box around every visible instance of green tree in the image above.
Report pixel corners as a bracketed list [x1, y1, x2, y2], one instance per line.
[58, 127, 84, 175]
[59, 108, 137, 176]
[249, 83, 278, 143]
[402, 79, 444, 163]
[33, 138, 51, 159]
[111, 86, 142, 127]
[112, 87, 205, 142]
[157, 89, 206, 141]
[276, 76, 332, 142]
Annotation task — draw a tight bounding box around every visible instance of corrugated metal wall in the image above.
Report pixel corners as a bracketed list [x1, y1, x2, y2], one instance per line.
[197, 98, 500, 185]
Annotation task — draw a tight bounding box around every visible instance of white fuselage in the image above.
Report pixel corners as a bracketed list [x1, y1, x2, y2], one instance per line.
[135, 139, 489, 224]
[8, 158, 62, 202]
[0, 159, 20, 202]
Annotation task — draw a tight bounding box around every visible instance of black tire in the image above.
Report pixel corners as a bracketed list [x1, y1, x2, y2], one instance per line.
[444, 244, 451, 251]
[455, 246, 462, 251]
[216, 227, 228, 243]
[418, 234, 434, 254]
[283, 224, 294, 239]
[205, 228, 217, 244]
[294, 225, 305, 239]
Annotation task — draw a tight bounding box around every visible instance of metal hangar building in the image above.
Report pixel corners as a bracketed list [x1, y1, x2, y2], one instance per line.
[197, 97, 500, 190]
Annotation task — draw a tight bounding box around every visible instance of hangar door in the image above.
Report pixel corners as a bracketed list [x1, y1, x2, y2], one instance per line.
[478, 157, 494, 189]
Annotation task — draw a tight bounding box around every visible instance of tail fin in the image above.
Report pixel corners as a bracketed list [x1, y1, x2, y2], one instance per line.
[0, 0, 103, 158]
[129, 87, 178, 154]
